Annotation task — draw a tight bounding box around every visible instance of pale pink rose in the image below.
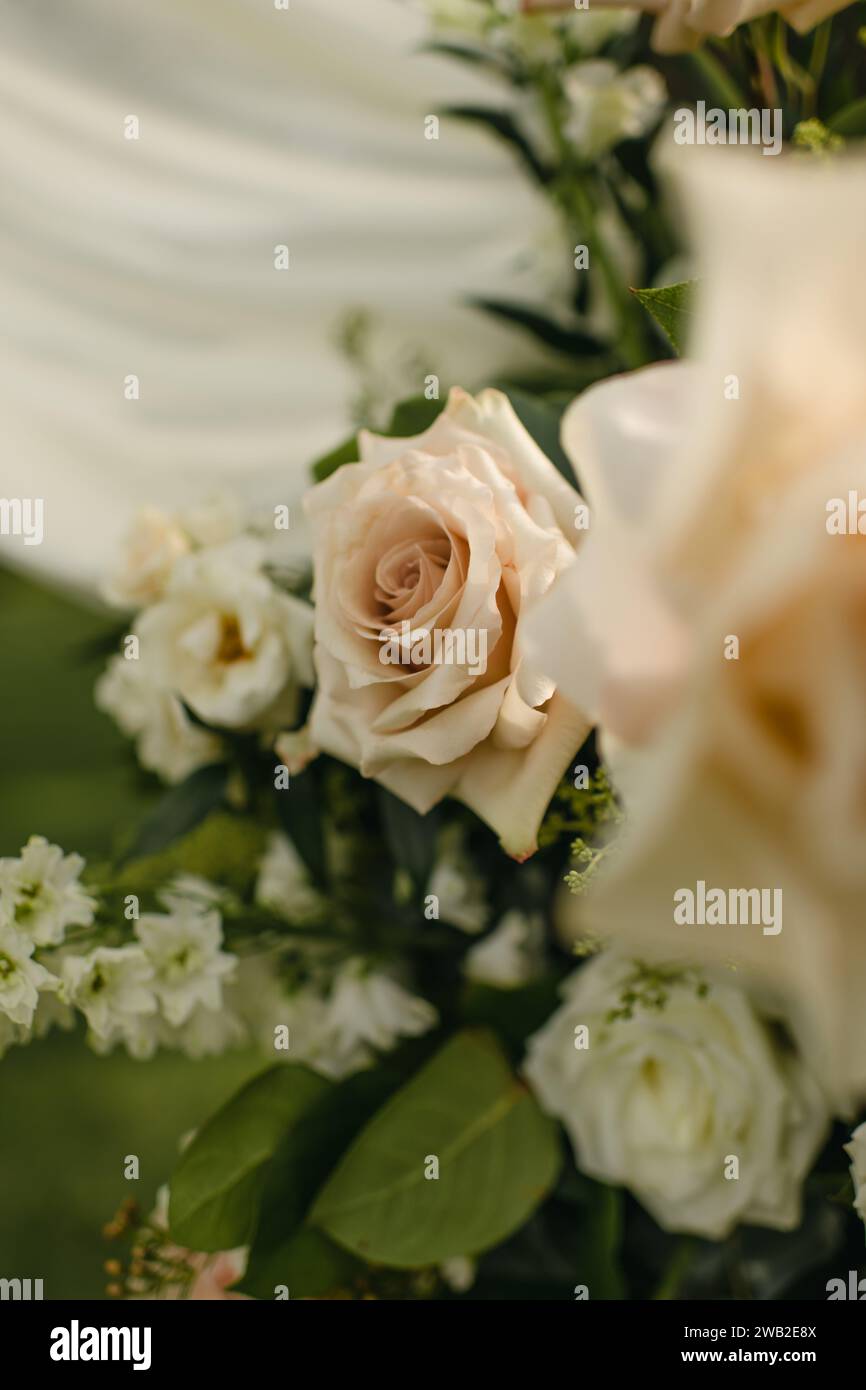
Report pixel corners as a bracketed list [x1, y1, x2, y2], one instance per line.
[303, 387, 589, 858]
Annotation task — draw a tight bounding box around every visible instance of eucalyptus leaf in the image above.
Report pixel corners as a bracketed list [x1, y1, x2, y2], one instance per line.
[311, 1029, 561, 1267]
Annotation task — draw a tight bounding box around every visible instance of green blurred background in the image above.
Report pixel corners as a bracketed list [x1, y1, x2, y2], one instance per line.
[0, 566, 261, 1298]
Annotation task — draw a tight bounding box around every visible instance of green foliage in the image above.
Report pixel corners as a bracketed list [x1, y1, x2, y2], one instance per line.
[169, 1065, 330, 1250]
[538, 765, 622, 850]
[631, 281, 696, 357]
[310, 1030, 561, 1267]
[119, 763, 229, 865]
[828, 97, 866, 136]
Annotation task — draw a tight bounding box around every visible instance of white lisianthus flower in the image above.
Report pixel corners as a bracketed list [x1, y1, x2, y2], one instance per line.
[525, 951, 830, 1239]
[135, 903, 236, 1028]
[0, 836, 97, 946]
[324, 958, 438, 1069]
[426, 826, 489, 933]
[844, 1123, 866, 1227]
[0, 920, 61, 1027]
[464, 909, 545, 987]
[95, 655, 223, 784]
[255, 833, 324, 922]
[62, 946, 157, 1041]
[135, 537, 314, 729]
[562, 61, 666, 159]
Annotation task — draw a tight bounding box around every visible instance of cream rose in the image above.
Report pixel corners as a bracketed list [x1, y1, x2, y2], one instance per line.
[530, 0, 853, 53]
[304, 387, 589, 857]
[525, 950, 830, 1239]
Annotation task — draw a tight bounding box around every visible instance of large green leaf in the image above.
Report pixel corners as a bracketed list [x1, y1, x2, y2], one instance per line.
[828, 98, 866, 136]
[235, 1228, 359, 1301]
[310, 433, 358, 484]
[310, 1030, 561, 1267]
[631, 280, 696, 357]
[169, 1065, 330, 1251]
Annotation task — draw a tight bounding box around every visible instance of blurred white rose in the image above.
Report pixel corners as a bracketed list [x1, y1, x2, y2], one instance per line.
[464, 908, 545, 986]
[255, 832, 325, 923]
[525, 950, 830, 1238]
[526, 151, 866, 1111]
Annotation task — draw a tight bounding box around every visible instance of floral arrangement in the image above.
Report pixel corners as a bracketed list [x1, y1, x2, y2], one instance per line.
[5, 1, 866, 1301]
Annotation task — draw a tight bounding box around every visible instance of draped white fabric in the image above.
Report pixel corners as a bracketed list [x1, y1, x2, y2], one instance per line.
[0, 0, 564, 592]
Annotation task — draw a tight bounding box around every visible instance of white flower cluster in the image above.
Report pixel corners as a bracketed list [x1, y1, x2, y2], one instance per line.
[96, 496, 314, 783]
[0, 840, 241, 1062]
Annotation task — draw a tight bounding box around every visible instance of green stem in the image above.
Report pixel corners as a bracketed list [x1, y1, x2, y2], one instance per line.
[689, 47, 748, 110]
[653, 1238, 696, 1300]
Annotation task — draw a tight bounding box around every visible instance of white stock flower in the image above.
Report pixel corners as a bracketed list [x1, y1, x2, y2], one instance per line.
[427, 826, 489, 933]
[563, 61, 666, 159]
[304, 386, 589, 859]
[525, 951, 830, 1239]
[324, 958, 438, 1069]
[0, 920, 61, 1027]
[0, 836, 96, 946]
[845, 1123, 866, 1226]
[255, 833, 324, 922]
[95, 654, 223, 784]
[135, 903, 236, 1027]
[464, 909, 545, 987]
[135, 537, 314, 729]
[62, 945, 156, 1041]
[526, 151, 866, 1111]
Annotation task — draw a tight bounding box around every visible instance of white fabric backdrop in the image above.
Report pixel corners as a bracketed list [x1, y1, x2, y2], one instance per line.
[0, 0, 566, 592]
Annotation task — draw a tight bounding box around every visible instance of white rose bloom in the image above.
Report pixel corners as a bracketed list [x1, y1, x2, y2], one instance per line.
[525, 951, 830, 1239]
[0, 920, 61, 1027]
[103, 506, 191, 609]
[844, 1123, 866, 1226]
[62, 945, 157, 1041]
[563, 61, 666, 159]
[135, 537, 314, 729]
[255, 833, 325, 922]
[0, 836, 97, 947]
[426, 826, 489, 933]
[323, 959, 438, 1070]
[95, 654, 223, 784]
[135, 903, 236, 1028]
[464, 909, 545, 988]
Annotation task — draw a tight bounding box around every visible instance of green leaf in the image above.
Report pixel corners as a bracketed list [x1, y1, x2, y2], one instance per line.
[631, 280, 696, 356]
[121, 762, 228, 864]
[440, 106, 551, 184]
[310, 433, 358, 484]
[469, 298, 603, 358]
[274, 765, 327, 886]
[310, 1030, 561, 1267]
[385, 394, 443, 437]
[234, 1227, 359, 1301]
[828, 97, 866, 136]
[377, 786, 442, 886]
[169, 1065, 331, 1251]
[239, 1064, 411, 1298]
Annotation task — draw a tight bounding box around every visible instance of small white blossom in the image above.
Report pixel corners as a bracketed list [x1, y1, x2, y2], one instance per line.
[439, 1256, 477, 1293]
[324, 958, 437, 1067]
[0, 920, 61, 1027]
[563, 61, 666, 159]
[427, 828, 488, 934]
[95, 655, 223, 784]
[464, 909, 545, 988]
[255, 833, 324, 922]
[135, 904, 236, 1028]
[0, 836, 96, 946]
[62, 946, 157, 1041]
